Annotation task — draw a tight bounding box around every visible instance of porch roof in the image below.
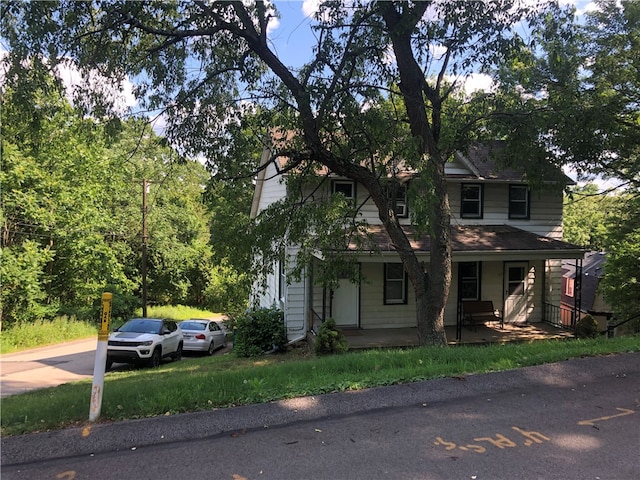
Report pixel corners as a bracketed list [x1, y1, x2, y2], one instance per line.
[349, 224, 584, 260]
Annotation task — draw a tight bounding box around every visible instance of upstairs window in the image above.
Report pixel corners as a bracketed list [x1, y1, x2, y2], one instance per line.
[461, 184, 483, 218]
[387, 184, 408, 218]
[509, 185, 530, 219]
[384, 263, 407, 305]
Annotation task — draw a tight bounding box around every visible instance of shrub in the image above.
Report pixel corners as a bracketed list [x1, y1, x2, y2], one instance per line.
[314, 318, 349, 355]
[232, 307, 288, 357]
[575, 314, 600, 339]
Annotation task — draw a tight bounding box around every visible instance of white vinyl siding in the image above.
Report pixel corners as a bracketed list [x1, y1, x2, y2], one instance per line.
[449, 183, 564, 238]
[359, 263, 415, 328]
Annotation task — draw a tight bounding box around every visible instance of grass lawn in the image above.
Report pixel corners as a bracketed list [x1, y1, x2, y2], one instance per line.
[2, 335, 639, 436]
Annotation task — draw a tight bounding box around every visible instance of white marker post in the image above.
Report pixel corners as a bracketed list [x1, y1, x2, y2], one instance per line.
[89, 292, 112, 422]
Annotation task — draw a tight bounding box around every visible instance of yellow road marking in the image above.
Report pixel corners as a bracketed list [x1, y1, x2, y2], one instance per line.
[578, 408, 635, 426]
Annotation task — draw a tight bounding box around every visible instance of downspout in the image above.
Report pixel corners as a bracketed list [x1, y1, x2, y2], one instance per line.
[286, 265, 309, 346]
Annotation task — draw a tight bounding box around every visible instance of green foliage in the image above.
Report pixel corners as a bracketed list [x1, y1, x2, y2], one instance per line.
[0, 240, 57, 325]
[488, 0, 639, 189]
[204, 262, 250, 315]
[0, 66, 247, 325]
[601, 194, 640, 320]
[133, 304, 219, 323]
[575, 314, 600, 339]
[2, 335, 639, 435]
[563, 184, 620, 249]
[231, 307, 287, 357]
[314, 318, 349, 355]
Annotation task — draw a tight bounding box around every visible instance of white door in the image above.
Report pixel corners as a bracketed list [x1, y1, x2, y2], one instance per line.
[504, 262, 529, 324]
[332, 278, 359, 327]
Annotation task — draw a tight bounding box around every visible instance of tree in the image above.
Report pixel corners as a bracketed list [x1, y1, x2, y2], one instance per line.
[487, 0, 640, 320]
[563, 184, 619, 250]
[2, 1, 576, 345]
[600, 194, 640, 321]
[0, 66, 224, 324]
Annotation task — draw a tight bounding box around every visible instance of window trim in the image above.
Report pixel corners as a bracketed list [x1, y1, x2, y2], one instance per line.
[509, 184, 530, 219]
[332, 180, 356, 204]
[460, 183, 484, 219]
[383, 263, 408, 305]
[278, 256, 286, 302]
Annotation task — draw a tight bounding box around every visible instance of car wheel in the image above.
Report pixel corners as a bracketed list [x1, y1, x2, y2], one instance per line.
[105, 359, 113, 371]
[173, 342, 183, 361]
[148, 348, 162, 368]
[207, 341, 215, 356]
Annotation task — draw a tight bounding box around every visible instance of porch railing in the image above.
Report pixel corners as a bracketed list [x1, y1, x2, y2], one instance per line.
[543, 302, 576, 331]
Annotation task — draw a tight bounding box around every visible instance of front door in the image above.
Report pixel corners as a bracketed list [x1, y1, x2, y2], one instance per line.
[332, 277, 359, 327]
[504, 262, 529, 324]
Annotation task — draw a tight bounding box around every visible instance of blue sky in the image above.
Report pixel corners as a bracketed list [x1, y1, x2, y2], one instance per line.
[267, 0, 599, 69]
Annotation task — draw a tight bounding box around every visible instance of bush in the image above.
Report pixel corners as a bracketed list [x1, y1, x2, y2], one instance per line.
[314, 318, 349, 355]
[575, 314, 600, 339]
[232, 307, 288, 357]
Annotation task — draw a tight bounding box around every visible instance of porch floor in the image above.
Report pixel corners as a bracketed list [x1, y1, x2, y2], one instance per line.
[339, 322, 574, 349]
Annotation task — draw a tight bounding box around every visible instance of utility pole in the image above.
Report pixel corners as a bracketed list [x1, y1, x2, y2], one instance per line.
[142, 179, 148, 318]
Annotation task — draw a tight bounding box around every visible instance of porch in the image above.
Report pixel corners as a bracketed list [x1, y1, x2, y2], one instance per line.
[338, 322, 575, 349]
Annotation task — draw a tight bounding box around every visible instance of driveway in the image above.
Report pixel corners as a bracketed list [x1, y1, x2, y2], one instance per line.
[0, 338, 98, 398]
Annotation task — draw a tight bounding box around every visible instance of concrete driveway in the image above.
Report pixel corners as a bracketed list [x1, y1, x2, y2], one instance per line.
[0, 338, 98, 398]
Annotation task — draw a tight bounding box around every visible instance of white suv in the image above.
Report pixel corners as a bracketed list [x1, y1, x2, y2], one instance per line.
[106, 318, 183, 370]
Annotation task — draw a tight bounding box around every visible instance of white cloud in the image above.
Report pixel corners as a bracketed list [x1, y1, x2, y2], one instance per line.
[301, 0, 320, 18]
[463, 73, 495, 95]
[55, 59, 137, 114]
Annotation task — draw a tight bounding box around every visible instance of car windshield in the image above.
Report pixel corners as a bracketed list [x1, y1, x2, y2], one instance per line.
[118, 319, 162, 334]
[180, 322, 206, 331]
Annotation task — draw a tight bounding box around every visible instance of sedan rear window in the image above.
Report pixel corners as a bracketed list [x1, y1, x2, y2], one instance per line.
[180, 322, 207, 331]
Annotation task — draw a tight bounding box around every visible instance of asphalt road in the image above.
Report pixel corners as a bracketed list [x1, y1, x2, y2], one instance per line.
[2, 352, 639, 480]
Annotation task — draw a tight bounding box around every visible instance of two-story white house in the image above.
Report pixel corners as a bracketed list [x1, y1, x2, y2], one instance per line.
[250, 141, 584, 344]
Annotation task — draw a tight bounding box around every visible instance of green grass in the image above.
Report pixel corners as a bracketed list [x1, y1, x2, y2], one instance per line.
[1, 317, 98, 354]
[133, 305, 221, 322]
[0, 306, 220, 354]
[2, 335, 639, 436]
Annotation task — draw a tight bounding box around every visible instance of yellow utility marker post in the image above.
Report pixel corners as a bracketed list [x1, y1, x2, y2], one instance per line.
[89, 292, 112, 422]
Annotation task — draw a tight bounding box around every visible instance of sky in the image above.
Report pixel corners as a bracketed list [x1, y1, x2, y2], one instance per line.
[266, 0, 600, 91]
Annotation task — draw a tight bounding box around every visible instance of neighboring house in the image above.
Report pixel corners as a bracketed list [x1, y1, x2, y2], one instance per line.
[561, 251, 611, 331]
[250, 142, 584, 343]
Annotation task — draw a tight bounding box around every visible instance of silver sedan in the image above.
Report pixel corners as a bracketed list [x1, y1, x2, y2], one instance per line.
[179, 319, 228, 355]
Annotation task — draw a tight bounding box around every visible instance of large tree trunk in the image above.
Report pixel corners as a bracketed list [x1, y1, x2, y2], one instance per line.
[382, 3, 451, 346]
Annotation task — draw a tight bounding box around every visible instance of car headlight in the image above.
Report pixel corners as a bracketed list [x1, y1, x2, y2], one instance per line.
[141, 340, 154, 346]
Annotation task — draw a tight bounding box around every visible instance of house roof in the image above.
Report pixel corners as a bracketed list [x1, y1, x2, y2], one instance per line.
[451, 141, 575, 185]
[349, 224, 584, 259]
[562, 251, 608, 313]
[562, 251, 606, 279]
